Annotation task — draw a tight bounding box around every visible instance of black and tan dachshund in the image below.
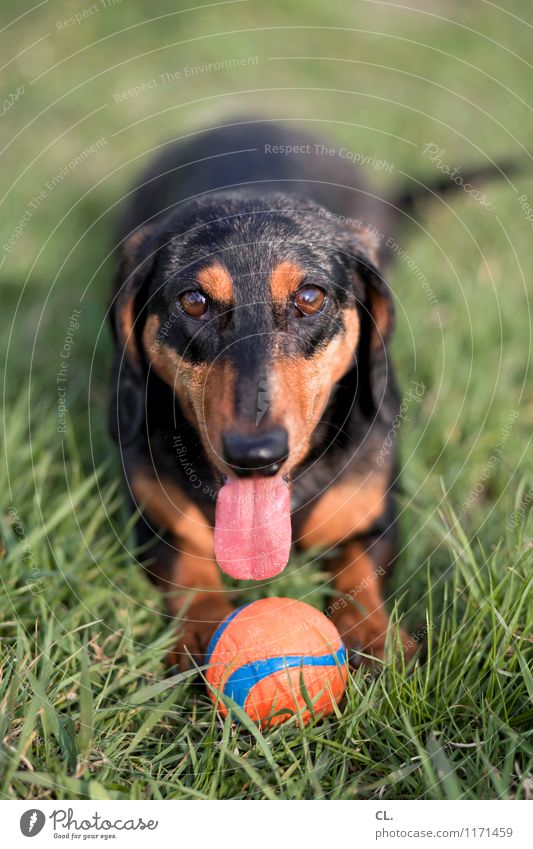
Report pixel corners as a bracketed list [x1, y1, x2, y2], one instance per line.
[109, 118, 504, 670]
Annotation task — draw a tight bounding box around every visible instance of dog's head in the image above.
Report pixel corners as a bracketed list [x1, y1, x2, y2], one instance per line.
[110, 192, 395, 579]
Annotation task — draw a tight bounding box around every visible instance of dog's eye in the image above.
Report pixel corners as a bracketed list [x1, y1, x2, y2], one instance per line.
[178, 290, 209, 319]
[293, 285, 326, 317]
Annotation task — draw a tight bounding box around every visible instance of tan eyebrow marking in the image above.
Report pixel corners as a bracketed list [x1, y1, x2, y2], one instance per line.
[269, 260, 305, 301]
[197, 263, 233, 302]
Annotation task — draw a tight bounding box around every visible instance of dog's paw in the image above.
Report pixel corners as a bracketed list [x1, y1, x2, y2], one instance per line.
[331, 609, 418, 669]
[166, 597, 234, 673]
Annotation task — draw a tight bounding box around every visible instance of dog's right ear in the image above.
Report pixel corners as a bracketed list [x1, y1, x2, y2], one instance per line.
[109, 225, 156, 447]
[110, 225, 157, 371]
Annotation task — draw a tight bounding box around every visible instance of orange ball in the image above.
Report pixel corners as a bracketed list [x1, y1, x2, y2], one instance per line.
[205, 597, 348, 727]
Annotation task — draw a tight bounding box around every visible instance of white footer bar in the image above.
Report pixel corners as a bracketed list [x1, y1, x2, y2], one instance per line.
[2, 799, 530, 848]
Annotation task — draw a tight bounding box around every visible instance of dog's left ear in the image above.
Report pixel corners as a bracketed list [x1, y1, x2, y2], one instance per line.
[339, 221, 397, 423]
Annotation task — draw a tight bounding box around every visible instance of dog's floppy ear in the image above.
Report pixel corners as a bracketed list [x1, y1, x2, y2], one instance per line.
[109, 225, 156, 446]
[341, 222, 397, 423]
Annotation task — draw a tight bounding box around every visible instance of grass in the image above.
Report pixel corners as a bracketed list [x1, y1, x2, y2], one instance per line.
[0, 0, 532, 799]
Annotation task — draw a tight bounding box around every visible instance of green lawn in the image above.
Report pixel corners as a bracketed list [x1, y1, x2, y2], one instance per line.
[0, 0, 532, 799]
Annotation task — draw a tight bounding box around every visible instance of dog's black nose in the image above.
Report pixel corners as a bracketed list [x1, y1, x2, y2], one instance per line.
[222, 427, 289, 477]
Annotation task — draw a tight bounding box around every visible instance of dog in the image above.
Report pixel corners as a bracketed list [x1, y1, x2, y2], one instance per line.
[108, 117, 504, 670]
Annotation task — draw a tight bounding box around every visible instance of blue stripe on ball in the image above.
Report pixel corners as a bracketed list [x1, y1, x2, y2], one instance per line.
[222, 645, 347, 710]
[204, 602, 253, 665]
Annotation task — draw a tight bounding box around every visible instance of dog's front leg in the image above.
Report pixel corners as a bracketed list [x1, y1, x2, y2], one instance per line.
[327, 535, 416, 667]
[162, 547, 233, 672]
[131, 471, 233, 671]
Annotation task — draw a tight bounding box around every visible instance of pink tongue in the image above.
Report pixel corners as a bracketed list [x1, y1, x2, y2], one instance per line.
[214, 477, 291, 580]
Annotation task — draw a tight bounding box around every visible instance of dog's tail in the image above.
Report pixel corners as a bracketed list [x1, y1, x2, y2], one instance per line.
[391, 155, 524, 220]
